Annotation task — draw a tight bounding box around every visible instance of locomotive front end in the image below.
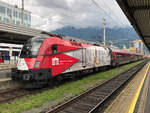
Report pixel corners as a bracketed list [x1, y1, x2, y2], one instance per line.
[11, 36, 49, 84]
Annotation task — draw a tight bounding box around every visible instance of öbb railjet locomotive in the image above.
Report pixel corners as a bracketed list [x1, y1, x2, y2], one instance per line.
[11, 36, 143, 88]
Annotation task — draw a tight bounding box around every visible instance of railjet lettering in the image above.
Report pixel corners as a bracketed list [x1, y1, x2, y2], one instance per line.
[52, 57, 59, 65]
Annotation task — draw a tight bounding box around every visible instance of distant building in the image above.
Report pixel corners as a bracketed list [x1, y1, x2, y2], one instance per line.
[122, 45, 127, 50]
[130, 40, 144, 54]
[0, 1, 31, 27]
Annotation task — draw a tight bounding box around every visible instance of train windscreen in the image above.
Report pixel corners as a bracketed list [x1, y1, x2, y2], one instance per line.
[20, 36, 46, 58]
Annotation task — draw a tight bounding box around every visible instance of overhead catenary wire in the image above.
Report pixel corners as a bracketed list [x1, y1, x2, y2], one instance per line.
[7, 0, 142, 49]
[101, 0, 137, 40]
[89, 0, 123, 46]
[90, 0, 131, 29]
[99, 0, 135, 38]
[100, 0, 127, 26]
[102, 0, 137, 38]
[90, 0, 120, 27]
[13, 0, 128, 28]
[90, 0, 140, 47]
[12, 0, 139, 42]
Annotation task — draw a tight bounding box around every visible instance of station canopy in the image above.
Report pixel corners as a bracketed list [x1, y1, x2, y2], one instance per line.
[0, 22, 93, 45]
[116, 0, 150, 50]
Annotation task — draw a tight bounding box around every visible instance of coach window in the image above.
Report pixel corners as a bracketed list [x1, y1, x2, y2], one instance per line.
[52, 45, 58, 54]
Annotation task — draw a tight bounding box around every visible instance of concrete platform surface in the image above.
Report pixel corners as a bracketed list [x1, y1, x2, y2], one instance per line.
[0, 78, 11, 82]
[104, 62, 150, 113]
[0, 64, 16, 70]
[0, 64, 16, 78]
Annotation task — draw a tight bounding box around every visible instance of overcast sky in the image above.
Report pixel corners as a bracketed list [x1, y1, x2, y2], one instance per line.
[2, 0, 131, 31]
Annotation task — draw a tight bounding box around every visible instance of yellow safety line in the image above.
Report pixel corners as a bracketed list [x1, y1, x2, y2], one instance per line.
[127, 63, 150, 113]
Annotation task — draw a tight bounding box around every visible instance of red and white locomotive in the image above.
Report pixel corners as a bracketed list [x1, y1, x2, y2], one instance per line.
[11, 35, 143, 88]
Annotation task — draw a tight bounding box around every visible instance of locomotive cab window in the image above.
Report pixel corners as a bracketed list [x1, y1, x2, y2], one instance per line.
[20, 36, 46, 58]
[52, 45, 58, 54]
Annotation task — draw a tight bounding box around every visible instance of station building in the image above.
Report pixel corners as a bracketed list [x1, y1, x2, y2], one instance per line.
[0, 1, 31, 27]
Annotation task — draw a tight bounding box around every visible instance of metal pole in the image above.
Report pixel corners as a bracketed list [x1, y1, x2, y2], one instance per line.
[9, 15, 12, 24]
[22, 0, 24, 25]
[9, 47, 12, 64]
[103, 19, 106, 46]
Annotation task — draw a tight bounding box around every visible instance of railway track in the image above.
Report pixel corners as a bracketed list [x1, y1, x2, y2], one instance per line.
[0, 87, 50, 104]
[0, 61, 146, 106]
[45, 61, 147, 113]
[0, 88, 29, 104]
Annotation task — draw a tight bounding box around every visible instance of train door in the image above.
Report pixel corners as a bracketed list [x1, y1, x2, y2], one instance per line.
[82, 48, 86, 68]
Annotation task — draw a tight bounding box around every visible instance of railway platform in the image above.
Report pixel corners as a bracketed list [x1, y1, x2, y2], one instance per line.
[0, 78, 11, 82]
[0, 64, 16, 70]
[0, 78, 21, 91]
[104, 61, 150, 113]
[0, 64, 19, 90]
[0, 64, 16, 78]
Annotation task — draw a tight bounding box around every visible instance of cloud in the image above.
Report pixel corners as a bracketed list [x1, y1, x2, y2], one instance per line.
[1, 0, 131, 31]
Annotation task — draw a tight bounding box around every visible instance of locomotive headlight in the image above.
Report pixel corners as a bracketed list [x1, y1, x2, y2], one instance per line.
[34, 61, 41, 68]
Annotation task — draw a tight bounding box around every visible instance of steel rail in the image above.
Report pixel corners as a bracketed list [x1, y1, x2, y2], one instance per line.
[45, 61, 147, 113]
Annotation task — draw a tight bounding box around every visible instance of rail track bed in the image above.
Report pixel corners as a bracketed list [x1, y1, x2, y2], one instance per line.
[0, 88, 31, 104]
[45, 61, 147, 113]
[0, 87, 51, 104]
